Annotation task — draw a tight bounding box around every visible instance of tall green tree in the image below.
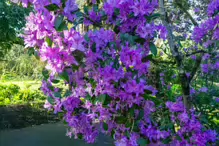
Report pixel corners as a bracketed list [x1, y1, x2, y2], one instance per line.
[0, 0, 31, 59]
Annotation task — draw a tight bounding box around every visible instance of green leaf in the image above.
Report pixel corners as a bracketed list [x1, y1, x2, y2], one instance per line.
[114, 8, 120, 16]
[91, 43, 96, 52]
[142, 54, 153, 62]
[162, 137, 171, 144]
[125, 120, 132, 128]
[46, 37, 53, 47]
[54, 16, 68, 32]
[42, 69, 49, 80]
[59, 71, 69, 82]
[137, 138, 149, 146]
[28, 47, 35, 56]
[51, 79, 60, 84]
[84, 33, 90, 42]
[111, 130, 115, 139]
[135, 37, 146, 45]
[64, 90, 72, 97]
[78, 134, 83, 140]
[54, 92, 62, 98]
[55, 15, 64, 29]
[115, 116, 126, 124]
[93, 4, 99, 12]
[97, 94, 106, 103]
[137, 110, 144, 120]
[149, 43, 157, 56]
[145, 13, 161, 22]
[83, 6, 89, 15]
[57, 22, 68, 32]
[47, 96, 54, 104]
[103, 122, 108, 131]
[45, 4, 59, 11]
[128, 107, 135, 117]
[75, 11, 84, 17]
[120, 33, 137, 45]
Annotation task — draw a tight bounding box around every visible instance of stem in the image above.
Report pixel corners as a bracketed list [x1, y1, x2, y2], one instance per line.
[175, 2, 198, 26]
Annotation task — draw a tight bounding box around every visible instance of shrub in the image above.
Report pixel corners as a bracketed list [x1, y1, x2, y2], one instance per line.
[0, 84, 46, 106]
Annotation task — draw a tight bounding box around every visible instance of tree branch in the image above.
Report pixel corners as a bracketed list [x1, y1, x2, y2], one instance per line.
[186, 50, 207, 57]
[190, 56, 202, 82]
[151, 58, 176, 65]
[175, 2, 199, 26]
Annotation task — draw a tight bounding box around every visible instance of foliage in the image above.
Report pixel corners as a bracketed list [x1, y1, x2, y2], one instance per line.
[14, 0, 219, 146]
[0, 45, 45, 80]
[0, 103, 60, 130]
[0, 0, 31, 58]
[0, 84, 46, 106]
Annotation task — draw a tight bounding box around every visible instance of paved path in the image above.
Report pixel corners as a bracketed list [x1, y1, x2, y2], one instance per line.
[0, 123, 113, 146]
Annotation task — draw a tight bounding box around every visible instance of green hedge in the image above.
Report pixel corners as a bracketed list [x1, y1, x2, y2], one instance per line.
[0, 84, 46, 106]
[0, 84, 61, 130]
[0, 103, 60, 130]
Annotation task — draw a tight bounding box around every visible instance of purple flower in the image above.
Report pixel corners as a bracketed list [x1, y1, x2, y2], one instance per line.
[190, 88, 196, 95]
[160, 73, 165, 77]
[215, 97, 219, 103]
[63, 96, 81, 112]
[194, 8, 201, 13]
[205, 130, 217, 142]
[44, 100, 52, 110]
[203, 53, 210, 60]
[131, 0, 158, 16]
[172, 74, 177, 79]
[166, 101, 184, 112]
[207, 0, 219, 16]
[214, 62, 219, 69]
[191, 55, 197, 60]
[201, 64, 209, 73]
[51, 0, 61, 6]
[185, 72, 191, 78]
[115, 136, 128, 146]
[178, 112, 189, 123]
[129, 133, 139, 146]
[199, 87, 208, 93]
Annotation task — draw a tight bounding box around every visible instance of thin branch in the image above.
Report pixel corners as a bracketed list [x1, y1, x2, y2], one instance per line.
[190, 56, 202, 82]
[186, 50, 207, 57]
[151, 58, 176, 65]
[175, 2, 199, 26]
[81, 13, 103, 27]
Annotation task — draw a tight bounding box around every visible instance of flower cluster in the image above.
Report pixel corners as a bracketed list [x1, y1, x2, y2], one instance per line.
[166, 100, 217, 146]
[193, 0, 219, 44]
[208, 0, 219, 17]
[12, 0, 218, 145]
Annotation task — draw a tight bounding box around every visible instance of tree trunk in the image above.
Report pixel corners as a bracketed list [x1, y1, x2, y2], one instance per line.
[159, 0, 191, 110]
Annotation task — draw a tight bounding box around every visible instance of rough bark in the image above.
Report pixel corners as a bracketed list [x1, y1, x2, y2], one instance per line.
[159, 0, 192, 110]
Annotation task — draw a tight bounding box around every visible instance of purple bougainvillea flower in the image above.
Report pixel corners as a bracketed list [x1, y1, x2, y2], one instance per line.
[166, 101, 184, 112]
[199, 87, 208, 93]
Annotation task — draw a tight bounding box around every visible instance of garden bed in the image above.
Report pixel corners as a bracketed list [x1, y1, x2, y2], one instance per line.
[0, 103, 60, 130]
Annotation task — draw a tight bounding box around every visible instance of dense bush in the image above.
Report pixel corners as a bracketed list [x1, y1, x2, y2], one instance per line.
[0, 84, 46, 106]
[0, 103, 60, 130]
[0, 45, 45, 80]
[0, 84, 60, 130]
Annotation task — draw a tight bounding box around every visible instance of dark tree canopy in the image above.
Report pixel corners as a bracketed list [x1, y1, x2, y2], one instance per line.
[0, 0, 31, 58]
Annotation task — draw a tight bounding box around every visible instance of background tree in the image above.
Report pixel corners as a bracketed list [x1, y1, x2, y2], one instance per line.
[0, 0, 31, 59]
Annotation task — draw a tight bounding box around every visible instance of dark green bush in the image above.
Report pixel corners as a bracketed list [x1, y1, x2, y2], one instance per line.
[0, 103, 60, 130]
[0, 84, 60, 130]
[0, 84, 46, 106]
